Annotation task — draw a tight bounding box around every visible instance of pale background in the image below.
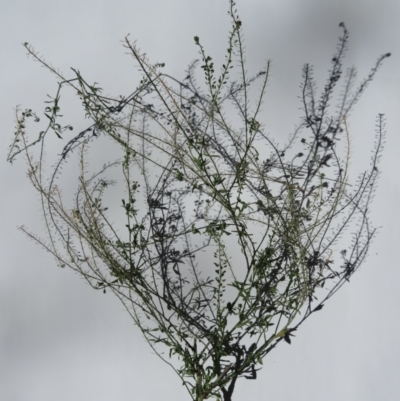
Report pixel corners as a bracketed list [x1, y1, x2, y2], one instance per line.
[1, 0, 399, 400]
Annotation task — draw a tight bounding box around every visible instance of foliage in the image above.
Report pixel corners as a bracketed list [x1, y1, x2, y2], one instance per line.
[8, 1, 389, 400]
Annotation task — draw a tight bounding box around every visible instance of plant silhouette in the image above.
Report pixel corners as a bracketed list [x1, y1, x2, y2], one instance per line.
[9, 1, 390, 400]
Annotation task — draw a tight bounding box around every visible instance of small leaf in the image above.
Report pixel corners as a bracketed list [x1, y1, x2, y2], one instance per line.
[284, 333, 291, 344]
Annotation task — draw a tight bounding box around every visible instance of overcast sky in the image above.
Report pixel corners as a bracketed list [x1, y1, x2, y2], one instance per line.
[1, 0, 399, 400]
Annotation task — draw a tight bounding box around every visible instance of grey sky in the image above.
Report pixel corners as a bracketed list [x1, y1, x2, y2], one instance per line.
[1, 0, 399, 400]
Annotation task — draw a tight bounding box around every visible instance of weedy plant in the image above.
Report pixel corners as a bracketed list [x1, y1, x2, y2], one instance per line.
[8, 1, 390, 400]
